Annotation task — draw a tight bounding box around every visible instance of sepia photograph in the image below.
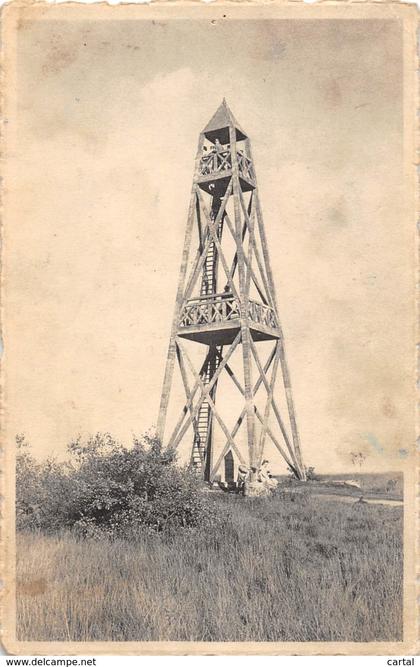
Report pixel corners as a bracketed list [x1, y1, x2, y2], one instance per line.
[1, 2, 417, 655]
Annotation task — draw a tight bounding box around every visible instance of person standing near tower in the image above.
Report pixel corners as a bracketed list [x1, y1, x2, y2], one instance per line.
[214, 138, 224, 153]
[258, 460, 278, 490]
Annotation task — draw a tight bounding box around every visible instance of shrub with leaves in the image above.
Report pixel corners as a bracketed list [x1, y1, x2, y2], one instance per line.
[16, 434, 73, 532]
[16, 432, 209, 536]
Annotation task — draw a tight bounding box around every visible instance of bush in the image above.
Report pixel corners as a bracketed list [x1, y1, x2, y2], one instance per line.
[305, 466, 321, 481]
[16, 432, 208, 536]
[16, 434, 73, 532]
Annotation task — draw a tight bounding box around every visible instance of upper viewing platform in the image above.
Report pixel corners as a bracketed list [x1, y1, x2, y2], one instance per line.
[197, 99, 256, 195]
[198, 146, 255, 185]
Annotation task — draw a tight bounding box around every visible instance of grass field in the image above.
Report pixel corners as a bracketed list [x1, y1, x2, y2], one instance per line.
[16, 485, 403, 643]
[278, 472, 403, 501]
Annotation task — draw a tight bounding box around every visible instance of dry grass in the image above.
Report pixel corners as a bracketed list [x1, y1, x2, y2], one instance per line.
[17, 492, 403, 642]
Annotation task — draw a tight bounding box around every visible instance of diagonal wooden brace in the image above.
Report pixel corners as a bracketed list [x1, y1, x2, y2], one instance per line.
[183, 181, 233, 302]
[249, 337, 302, 475]
[171, 332, 242, 451]
[177, 336, 246, 465]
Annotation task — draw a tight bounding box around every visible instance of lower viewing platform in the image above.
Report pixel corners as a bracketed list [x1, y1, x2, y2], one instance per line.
[177, 293, 280, 345]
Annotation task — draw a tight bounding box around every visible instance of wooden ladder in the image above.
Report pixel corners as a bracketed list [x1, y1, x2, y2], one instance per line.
[191, 349, 222, 475]
[191, 196, 225, 476]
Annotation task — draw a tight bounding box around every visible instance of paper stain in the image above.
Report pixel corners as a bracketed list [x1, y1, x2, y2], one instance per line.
[17, 578, 47, 596]
[320, 77, 342, 108]
[42, 34, 81, 76]
[364, 432, 385, 455]
[326, 199, 347, 228]
[381, 396, 396, 418]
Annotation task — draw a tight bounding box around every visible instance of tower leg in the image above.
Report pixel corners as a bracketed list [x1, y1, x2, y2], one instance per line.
[278, 344, 306, 480]
[230, 127, 256, 477]
[248, 141, 306, 481]
[157, 137, 204, 443]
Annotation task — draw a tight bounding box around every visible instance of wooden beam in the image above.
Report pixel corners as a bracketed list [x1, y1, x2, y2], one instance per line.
[257, 340, 282, 464]
[196, 195, 203, 252]
[256, 411, 298, 475]
[176, 342, 198, 436]
[204, 345, 223, 479]
[224, 340, 276, 432]
[211, 385, 296, 478]
[229, 125, 256, 472]
[223, 212, 268, 306]
[244, 190, 254, 298]
[183, 181, 233, 302]
[251, 326, 305, 478]
[167, 347, 214, 447]
[249, 337, 301, 474]
[224, 215, 248, 287]
[246, 138, 305, 479]
[157, 134, 205, 442]
[177, 337, 246, 465]
[238, 189, 273, 309]
[214, 343, 297, 475]
[171, 333, 242, 450]
[209, 417, 246, 482]
[176, 343, 206, 468]
[245, 139, 279, 312]
[196, 188, 240, 301]
[278, 343, 306, 479]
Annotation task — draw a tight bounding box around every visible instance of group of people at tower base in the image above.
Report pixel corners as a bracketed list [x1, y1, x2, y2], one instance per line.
[218, 459, 278, 497]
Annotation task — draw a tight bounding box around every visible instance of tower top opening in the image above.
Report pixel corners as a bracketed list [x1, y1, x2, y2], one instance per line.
[203, 99, 247, 145]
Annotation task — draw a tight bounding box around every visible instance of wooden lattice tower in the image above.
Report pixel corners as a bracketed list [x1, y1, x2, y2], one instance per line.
[157, 100, 306, 482]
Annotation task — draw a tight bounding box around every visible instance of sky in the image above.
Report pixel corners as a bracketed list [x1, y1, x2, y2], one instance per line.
[4, 13, 413, 472]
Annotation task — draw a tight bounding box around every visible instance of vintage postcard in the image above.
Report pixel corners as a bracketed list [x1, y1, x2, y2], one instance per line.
[1, 1, 417, 655]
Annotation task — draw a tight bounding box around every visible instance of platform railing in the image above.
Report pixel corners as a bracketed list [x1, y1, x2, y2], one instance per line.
[198, 150, 255, 182]
[247, 299, 278, 329]
[179, 294, 240, 328]
[179, 294, 277, 329]
[237, 153, 254, 181]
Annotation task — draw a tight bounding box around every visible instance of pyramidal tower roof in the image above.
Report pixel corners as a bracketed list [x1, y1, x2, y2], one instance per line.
[202, 99, 247, 144]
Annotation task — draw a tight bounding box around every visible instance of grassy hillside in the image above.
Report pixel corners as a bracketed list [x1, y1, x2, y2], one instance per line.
[17, 490, 403, 642]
